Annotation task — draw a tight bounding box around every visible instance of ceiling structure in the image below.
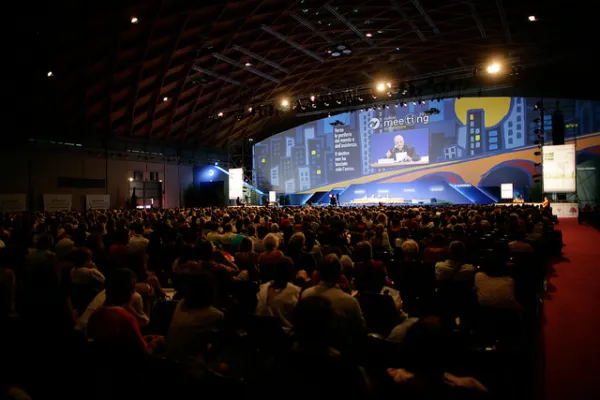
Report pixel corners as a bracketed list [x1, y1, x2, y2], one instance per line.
[17, 0, 596, 152]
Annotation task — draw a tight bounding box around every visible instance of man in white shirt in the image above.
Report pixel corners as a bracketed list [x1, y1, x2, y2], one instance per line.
[302, 254, 365, 332]
[129, 224, 149, 253]
[435, 241, 476, 283]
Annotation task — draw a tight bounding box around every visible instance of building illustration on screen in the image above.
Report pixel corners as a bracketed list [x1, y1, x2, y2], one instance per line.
[252, 97, 600, 196]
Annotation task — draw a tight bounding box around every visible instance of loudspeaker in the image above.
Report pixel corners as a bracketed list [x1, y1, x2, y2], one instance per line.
[552, 109, 565, 145]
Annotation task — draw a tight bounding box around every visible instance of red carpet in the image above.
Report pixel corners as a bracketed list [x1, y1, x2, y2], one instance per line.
[543, 219, 600, 400]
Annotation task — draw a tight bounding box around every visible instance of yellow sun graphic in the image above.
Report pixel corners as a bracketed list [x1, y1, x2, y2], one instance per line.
[454, 97, 512, 128]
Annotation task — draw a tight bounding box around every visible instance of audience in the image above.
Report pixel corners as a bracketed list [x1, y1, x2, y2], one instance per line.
[0, 203, 559, 399]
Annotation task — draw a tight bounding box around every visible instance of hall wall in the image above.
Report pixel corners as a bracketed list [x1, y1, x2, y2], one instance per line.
[0, 147, 194, 211]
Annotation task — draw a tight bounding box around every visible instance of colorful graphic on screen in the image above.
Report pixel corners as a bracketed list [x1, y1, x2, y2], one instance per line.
[252, 97, 600, 195]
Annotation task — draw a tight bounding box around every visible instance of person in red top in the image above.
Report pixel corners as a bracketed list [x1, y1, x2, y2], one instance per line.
[353, 241, 393, 293]
[87, 268, 148, 354]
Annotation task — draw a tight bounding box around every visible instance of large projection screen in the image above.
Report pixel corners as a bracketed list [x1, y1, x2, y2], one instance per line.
[542, 144, 576, 193]
[228, 168, 244, 200]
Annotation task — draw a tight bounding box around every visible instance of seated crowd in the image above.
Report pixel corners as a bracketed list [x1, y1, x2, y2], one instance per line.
[0, 204, 561, 399]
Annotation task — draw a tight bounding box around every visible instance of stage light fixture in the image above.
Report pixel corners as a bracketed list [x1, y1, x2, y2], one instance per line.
[163, 97, 169, 102]
[128, 177, 133, 182]
[331, 51, 341, 57]
[248, 106, 253, 112]
[281, 99, 289, 107]
[376, 82, 386, 92]
[310, 95, 316, 102]
[245, 62, 252, 67]
[47, 71, 53, 77]
[342, 49, 352, 55]
[215, 162, 218, 166]
[528, 15, 536, 21]
[366, 33, 373, 37]
[131, 16, 139, 24]
[486, 62, 501, 74]
[217, 111, 224, 117]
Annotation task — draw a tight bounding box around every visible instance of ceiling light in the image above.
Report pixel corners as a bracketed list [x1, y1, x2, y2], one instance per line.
[396, 47, 400, 51]
[128, 177, 134, 182]
[377, 30, 384, 34]
[336, 45, 346, 50]
[342, 49, 352, 55]
[248, 106, 253, 112]
[131, 17, 139, 24]
[353, 9, 359, 12]
[376, 82, 386, 92]
[163, 97, 169, 102]
[310, 95, 315, 102]
[47, 71, 53, 77]
[327, 50, 332, 53]
[281, 99, 289, 107]
[528, 15, 536, 21]
[365, 33, 373, 37]
[486, 62, 501, 74]
[245, 62, 252, 67]
[386, 82, 392, 88]
[217, 111, 224, 117]
[331, 51, 341, 57]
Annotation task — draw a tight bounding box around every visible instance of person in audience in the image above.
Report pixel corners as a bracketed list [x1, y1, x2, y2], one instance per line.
[435, 241, 476, 284]
[128, 223, 149, 253]
[234, 237, 259, 281]
[259, 233, 285, 281]
[424, 234, 448, 264]
[166, 269, 224, 365]
[386, 316, 488, 397]
[302, 254, 365, 334]
[286, 232, 317, 276]
[353, 241, 392, 293]
[220, 223, 236, 248]
[87, 268, 148, 354]
[256, 256, 301, 332]
[475, 264, 523, 313]
[509, 229, 535, 254]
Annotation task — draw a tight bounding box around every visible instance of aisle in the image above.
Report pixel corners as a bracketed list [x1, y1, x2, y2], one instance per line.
[543, 219, 600, 400]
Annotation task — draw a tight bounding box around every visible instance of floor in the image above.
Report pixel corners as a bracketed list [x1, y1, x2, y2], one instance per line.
[543, 219, 600, 400]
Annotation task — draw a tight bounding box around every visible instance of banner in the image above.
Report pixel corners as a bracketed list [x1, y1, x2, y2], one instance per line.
[43, 194, 72, 212]
[269, 191, 277, 203]
[501, 183, 514, 199]
[0, 194, 27, 212]
[229, 168, 243, 200]
[543, 144, 576, 192]
[86, 195, 110, 210]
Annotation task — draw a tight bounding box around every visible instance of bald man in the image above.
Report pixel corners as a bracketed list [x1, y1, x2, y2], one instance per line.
[385, 135, 421, 161]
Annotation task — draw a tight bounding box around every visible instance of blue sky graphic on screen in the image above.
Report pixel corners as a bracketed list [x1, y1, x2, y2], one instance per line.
[252, 97, 600, 194]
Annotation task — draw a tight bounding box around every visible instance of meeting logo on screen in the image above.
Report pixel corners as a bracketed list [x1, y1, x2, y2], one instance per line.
[368, 118, 381, 129]
[368, 113, 430, 131]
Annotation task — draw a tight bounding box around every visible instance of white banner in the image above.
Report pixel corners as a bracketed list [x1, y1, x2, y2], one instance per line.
[229, 168, 244, 200]
[543, 144, 576, 192]
[269, 191, 277, 203]
[43, 194, 72, 212]
[86, 195, 110, 210]
[501, 183, 514, 199]
[0, 194, 27, 212]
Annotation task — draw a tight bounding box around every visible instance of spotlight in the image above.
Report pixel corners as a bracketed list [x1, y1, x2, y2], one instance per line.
[215, 162, 218, 166]
[387, 82, 392, 88]
[128, 177, 133, 182]
[528, 15, 536, 22]
[163, 97, 169, 102]
[245, 62, 252, 67]
[131, 16, 139, 24]
[486, 62, 501, 74]
[376, 82, 386, 92]
[366, 33, 373, 37]
[217, 111, 224, 117]
[47, 71, 54, 77]
[281, 99, 289, 107]
[248, 106, 253, 112]
[310, 95, 315, 102]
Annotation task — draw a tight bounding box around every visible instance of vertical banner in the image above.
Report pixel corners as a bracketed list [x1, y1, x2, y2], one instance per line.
[228, 168, 244, 200]
[542, 144, 576, 192]
[269, 191, 277, 203]
[501, 183, 514, 199]
[0, 194, 27, 212]
[86, 195, 110, 210]
[43, 194, 72, 212]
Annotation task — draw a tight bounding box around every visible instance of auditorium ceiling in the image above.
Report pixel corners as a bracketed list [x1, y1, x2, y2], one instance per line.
[17, 0, 596, 150]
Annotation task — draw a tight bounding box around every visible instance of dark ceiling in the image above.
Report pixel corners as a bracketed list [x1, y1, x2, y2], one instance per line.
[15, 0, 598, 151]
